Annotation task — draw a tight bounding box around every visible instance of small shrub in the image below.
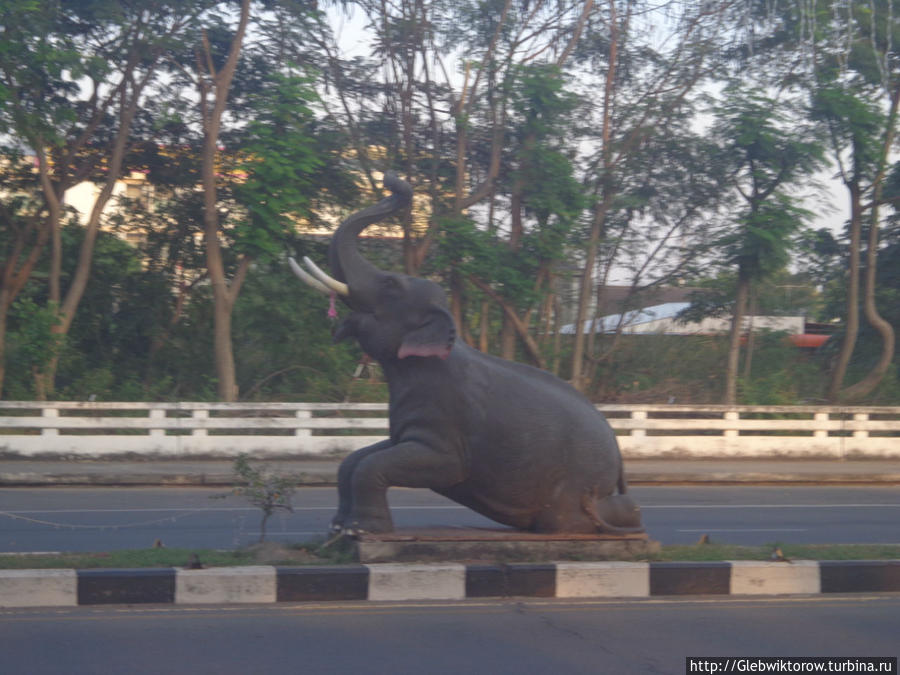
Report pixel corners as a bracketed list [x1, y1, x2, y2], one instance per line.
[229, 455, 296, 543]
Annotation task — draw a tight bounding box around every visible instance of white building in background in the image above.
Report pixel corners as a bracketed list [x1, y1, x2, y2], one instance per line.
[60, 170, 155, 246]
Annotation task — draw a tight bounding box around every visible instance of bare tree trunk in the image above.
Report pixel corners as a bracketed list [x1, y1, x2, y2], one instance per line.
[837, 83, 900, 401]
[32, 145, 64, 399]
[197, 0, 252, 402]
[478, 299, 491, 353]
[742, 285, 757, 379]
[837, 198, 895, 400]
[571, 0, 617, 392]
[572, 192, 612, 390]
[552, 290, 563, 377]
[469, 276, 546, 368]
[725, 267, 750, 405]
[827, 183, 862, 402]
[448, 268, 471, 346]
[36, 71, 148, 397]
[840, 217, 897, 400]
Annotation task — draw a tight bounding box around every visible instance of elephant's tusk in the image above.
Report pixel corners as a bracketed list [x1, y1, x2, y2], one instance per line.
[303, 256, 350, 296]
[288, 257, 331, 295]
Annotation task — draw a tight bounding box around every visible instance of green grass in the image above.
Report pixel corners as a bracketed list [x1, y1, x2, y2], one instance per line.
[0, 541, 353, 570]
[0, 542, 898, 569]
[647, 543, 900, 562]
[0, 548, 257, 570]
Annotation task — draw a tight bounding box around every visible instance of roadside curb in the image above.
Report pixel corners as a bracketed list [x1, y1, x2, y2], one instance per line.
[2, 560, 899, 608]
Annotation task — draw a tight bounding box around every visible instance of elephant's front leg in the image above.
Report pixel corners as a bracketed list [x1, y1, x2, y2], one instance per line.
[332, 439, 393, 533]
[345, 441, 465, 534]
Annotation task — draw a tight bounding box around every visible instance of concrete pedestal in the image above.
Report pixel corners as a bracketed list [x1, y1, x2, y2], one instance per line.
[351, 528, 660, 563]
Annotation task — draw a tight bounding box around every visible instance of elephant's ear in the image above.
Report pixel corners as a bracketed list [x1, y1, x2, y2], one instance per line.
[398, 307, 455, 360]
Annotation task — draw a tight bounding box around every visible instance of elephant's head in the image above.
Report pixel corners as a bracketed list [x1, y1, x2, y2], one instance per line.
[290, 173, 456, 363]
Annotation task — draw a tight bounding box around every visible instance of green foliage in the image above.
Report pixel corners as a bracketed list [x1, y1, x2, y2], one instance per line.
[430, 63, 586, 319]
[724, 195, 813, 278]
[8, 298, 62, 373]
[0, 1, 81, 143]
[811, 84, 884, 180]
[680, 271, 825, 323]
[1, 0, 899, 405]
[230, 255, 361, 402]
[737, 333, 826, 405]
[232, 71, 324, 260]
[0, 539, 363, 568]
[1, 223, 364, 401]
[712, 87, 823, 280]
[648, 543, 900, 563]
[591, 333, 829, 405]
[593, 334, 727, 403]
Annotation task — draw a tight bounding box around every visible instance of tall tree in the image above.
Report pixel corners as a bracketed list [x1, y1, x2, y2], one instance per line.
[816, 81, 899, 401]
[172, 1, 344, 401]
[568, 0, 735, 392]
[711, 87, 822, 404]
[741, 0, 900, 401]
[0, 0, 200, 398]
[192, 0, 252, 402]
[313, 0, 595, 360]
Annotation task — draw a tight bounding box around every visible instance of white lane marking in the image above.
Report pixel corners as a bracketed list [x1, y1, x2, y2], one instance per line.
[676, 528, 809, 533]
[3, 503, 898, 516]
[238, 532, 322, 537]
[2, 507, 260, 514]
[640, 504, 900, 509]
[0, 506, 467, 515]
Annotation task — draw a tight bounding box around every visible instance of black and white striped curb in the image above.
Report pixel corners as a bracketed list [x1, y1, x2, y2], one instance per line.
[2, 561, 898, 608]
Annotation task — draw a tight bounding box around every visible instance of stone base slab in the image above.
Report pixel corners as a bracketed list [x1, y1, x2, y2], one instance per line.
[353, 528, 661, 563]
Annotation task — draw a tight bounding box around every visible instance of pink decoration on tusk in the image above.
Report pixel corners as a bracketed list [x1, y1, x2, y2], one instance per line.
[328, 293, 338, 319]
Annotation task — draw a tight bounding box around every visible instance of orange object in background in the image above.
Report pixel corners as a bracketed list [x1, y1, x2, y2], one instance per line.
[789, 333, 830, 348]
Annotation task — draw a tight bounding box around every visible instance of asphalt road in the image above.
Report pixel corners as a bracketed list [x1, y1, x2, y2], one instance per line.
[2, 596, 898, 674]
[0, 485, 898, 553]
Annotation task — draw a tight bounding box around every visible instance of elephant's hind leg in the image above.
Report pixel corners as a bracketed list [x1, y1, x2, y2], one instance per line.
[532, 491, 598, 534]
[532, 488, 645, 534]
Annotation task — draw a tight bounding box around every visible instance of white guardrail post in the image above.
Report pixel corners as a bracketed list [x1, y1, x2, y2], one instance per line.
[149, 408, 166, 439]
[813, 412, 829, 439]
[192, 409, 208, 438]
[294, 409, 311, 437]
[723, 410, 739, 438]
[630, 410, 647, 438]
[41, 406, 59, 437]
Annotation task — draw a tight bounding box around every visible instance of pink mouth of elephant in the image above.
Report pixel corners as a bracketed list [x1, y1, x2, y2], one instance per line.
[397, 343, 451, 360]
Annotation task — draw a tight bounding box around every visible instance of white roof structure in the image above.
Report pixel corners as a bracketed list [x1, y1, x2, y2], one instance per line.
[560, 303, 804, 336]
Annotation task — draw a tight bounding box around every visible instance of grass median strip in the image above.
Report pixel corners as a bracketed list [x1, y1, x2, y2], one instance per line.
[0, 542, 898, 570]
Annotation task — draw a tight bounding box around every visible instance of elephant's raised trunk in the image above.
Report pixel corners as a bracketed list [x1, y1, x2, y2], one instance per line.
[328, 172, 412, 307]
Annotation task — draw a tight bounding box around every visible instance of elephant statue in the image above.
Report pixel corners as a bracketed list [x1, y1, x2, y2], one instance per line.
[290, 172, 644, 537]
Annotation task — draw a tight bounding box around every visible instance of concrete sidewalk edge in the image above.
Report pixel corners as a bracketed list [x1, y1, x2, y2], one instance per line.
[2, 560, 898, 608]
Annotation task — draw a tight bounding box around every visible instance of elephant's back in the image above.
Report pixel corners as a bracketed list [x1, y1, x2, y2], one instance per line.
[455, 345, 621, 499]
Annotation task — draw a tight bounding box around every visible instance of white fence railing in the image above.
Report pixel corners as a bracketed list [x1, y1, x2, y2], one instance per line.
[0, 401, 898, 459]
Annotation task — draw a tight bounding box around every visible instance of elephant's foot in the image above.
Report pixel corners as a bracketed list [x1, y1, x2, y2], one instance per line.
[581, 492, 645, 535]
[328, 515, 394, 538]
[342, 511, 394, 536]
[330, 504, 394, 537]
